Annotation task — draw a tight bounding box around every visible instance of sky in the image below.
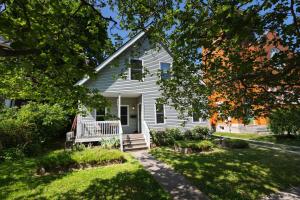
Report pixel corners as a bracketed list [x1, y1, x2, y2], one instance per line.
[99, 1, 296, 45]
[100, 5, 130, 45]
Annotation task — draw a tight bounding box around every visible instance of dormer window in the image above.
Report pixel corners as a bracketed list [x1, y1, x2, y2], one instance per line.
[130, 59, 143, 80]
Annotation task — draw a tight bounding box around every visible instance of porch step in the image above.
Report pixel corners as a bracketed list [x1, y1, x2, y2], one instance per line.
[123, 145, 148, 152]
[123, 140, 146, 145]
[123, 133, 148, 151]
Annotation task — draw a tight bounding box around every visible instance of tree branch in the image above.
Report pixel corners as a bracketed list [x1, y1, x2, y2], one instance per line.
[290, 0, 300, 36]
[80, 0, 117, 25]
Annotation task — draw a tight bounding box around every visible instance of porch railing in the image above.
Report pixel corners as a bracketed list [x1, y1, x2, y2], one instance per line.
[142, 121, 151, 149]
[75, 115, 124, 151]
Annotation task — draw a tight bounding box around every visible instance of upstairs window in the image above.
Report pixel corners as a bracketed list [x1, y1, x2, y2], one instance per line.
[130, 59, 143, 80]
[156, 103, 165, 124]
[160, 62, 171, 80]
[96, 108, 106, 121]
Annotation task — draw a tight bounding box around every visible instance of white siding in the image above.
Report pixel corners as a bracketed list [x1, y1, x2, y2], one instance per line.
[85, 36, 208, 132]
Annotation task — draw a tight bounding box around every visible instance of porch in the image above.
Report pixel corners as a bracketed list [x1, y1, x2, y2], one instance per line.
[74, 92, 150, 151]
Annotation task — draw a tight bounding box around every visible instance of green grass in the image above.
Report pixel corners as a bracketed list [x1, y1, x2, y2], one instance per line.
[38, 148, 125, 171]
[0, 150, 171, 200]
[151, 147, 300, 200]
[214, 132, 300, 147]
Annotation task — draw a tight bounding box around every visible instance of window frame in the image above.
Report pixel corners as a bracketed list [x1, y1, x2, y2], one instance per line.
[129, 58, 144, 81]
[159, 61, 171, 80]
[155, 103, 165, 124]
[120, 105, 129, 126]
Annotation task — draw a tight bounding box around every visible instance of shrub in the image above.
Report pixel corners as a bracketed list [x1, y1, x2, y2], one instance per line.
[174, 140, 214, 151]
[222, 139, 249, 149]
[0, 147, 25, 161]
[0, 103, 70, 158]
[100, 137, 120, 149]
[165, 128, 185, 140]
[17, 102, 69, 142]
[150, 130, 176, 146]
[38, 148, 126, 172]
[187, 126, 210, 140]
[0, 119, 35, 149]
[269, 108, 300, 136]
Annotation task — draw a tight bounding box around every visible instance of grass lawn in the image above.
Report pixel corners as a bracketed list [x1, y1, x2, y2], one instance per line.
[0, 150, 170, 200]
[214, 132, 300, 147]
[151, 147, 300, 200]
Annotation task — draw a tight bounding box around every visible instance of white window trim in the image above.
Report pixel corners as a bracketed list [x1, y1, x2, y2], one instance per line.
[159, 61, 172, 80]
[155, 103, 166, 124]
[129, 58, 144, 81]
[94, 107, 107, 121]
[120, 105, 129, 126]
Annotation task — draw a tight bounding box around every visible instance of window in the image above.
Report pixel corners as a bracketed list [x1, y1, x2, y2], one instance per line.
[160, 62, 171, 80]
[96, 108, 106, 121]
[130, 59, 143, 80]
[120, 106, 129, 125]
[193, 111, 200, 122]
[156, 103, 165, 124]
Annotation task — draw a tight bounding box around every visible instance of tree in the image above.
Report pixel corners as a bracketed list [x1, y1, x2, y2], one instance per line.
[0, 0, 116, 112]
[112, 0, 300, 121]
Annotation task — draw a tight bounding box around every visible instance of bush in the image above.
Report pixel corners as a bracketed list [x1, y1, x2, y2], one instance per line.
[269, 108, 300, 136]
[100, 137, 120, 149]
[222, 139, 249, 149]
[165, 128, 185, 140]
[150, 130, 176, 146]
[17, 102, 69, 141]
[0, 103, 70, 158]
[38, 148, 126, 173]
[0, 147, 25, 161]
[0, 119, 35, 149]
[174, 140, 214, 152]
[186, 126, 210, 140]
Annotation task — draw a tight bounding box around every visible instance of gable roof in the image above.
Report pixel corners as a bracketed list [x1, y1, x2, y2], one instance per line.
[75, 31, 146, 86]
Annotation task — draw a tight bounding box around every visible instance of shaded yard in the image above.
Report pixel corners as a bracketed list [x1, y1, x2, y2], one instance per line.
[0, 151, 170, 200]
[214, 132, 300, 147]
[151, 147, 300, 200]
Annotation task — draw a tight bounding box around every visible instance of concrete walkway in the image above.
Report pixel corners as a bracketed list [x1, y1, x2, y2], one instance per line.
[262, 186, 300, 200]
[214, 135, 300, 155]
[131, 150, 209, 200]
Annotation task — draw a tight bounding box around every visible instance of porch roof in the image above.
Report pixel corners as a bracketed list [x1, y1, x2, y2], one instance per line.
[102, 92, 142, 98]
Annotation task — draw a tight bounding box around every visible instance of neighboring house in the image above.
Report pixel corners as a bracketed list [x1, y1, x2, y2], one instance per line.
[210, 32, 286, 134]
[75, 31, 209, 150]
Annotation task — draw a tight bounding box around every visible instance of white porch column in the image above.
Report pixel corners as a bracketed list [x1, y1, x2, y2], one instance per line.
[141, 93, 144, 123]
[117, 94, 121, 119]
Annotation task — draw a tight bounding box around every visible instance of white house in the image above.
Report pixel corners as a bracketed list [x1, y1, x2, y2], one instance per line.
[75, 31, 209, 151]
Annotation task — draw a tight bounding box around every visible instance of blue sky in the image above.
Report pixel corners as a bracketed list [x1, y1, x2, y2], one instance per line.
[100, 5, 130, 45]
[100, 1, 295, 45]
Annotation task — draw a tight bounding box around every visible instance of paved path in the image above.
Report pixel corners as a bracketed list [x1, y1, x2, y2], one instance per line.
[213, 135, 300, 155]
[262, 186, 300, 200]
[131, 150, 209, 200]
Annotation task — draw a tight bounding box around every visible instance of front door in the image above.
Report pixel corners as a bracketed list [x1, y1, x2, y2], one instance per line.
[138, 103, 142, 133]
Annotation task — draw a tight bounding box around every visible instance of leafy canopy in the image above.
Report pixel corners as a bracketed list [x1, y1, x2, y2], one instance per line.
[112, 0, 300, 121]
[0, 0, 115, 112]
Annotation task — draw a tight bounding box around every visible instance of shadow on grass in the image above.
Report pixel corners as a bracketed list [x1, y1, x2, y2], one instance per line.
[56, 169, 170, 200]
[151, 147, 300, 200]
[0, 158, 170, 200]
